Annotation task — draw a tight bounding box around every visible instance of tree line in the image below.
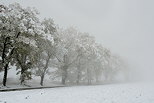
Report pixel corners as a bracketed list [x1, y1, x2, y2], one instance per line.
[0, 3, 128, 86]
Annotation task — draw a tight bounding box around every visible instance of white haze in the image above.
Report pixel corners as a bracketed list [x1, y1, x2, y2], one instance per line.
[1, 0, 154, 81]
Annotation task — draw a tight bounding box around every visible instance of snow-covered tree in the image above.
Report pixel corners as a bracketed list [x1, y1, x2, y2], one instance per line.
[0, 3, 43, 86]
[34, 18, 56, 86]
[53, 27, 82, 84]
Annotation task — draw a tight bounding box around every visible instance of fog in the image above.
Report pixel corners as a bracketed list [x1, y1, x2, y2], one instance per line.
[1, 0, 154, 80]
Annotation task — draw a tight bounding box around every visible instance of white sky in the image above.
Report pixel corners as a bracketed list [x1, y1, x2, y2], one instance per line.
[1, 0, 154, 77]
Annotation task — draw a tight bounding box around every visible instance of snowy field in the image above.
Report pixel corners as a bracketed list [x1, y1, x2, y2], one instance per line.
[1, 82, 154, 103]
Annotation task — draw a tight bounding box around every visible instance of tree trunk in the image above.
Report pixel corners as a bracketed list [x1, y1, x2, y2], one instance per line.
[20, 68, 25, 85]
[40, 73, 45, 86]
[95, 68, 100, 83]
[40, 70, 46, 86]
[87, 68, 91, 85]
[62, 76, 66, 85]
[3, 63, 9, 86]
[40, 55, 51, 86]
[2, 37, 8, 86]
[61, 68, 67, 85]
[76, 72, 80, 84]
[20, 55, 27, 85]
[2, 32, 20, 86]
[76, 65, 81, 84]
[2, 48, 15, 86]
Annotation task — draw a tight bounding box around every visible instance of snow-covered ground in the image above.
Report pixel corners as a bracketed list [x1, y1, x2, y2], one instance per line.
[1, 82, 154, 103]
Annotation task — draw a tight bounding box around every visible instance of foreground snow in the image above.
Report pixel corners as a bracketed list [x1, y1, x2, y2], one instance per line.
[1, 83, 154, 103]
